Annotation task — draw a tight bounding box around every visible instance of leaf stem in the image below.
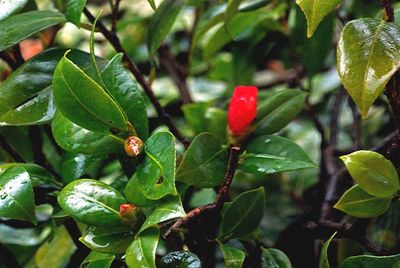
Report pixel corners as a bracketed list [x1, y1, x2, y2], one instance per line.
[83, 8, 190, 148]
[380, 0, 394, 22]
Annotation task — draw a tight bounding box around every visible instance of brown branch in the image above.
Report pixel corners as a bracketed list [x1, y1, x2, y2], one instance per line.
[348, 98, 362, 150]
[83, 8, 190, 148]
[380, 0, 394, 22]
[158, 45, 193, 104]
[111, 0, 121, 33]
[163, 146, 241, 238]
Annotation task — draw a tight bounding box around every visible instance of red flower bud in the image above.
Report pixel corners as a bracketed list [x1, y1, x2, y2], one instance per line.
[228, 85, 258, 136]
[119, 203, 140, 228]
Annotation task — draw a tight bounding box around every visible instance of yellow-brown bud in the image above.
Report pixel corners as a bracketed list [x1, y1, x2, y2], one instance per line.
[124, 136, 144, 157]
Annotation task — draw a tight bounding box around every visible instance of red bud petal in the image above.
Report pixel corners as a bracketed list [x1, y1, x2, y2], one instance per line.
[228, 85, 258, 136]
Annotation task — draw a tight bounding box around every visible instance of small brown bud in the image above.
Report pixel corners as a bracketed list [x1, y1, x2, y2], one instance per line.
[124, 136, 144, 157]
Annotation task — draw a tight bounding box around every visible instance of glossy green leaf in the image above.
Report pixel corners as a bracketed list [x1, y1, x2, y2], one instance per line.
[52, 112, 122, 154]
[0, 224, 51, 246]
[60, 152, 104, 184]
[52, 52, 128, 134]
[340, 254, 400, 268]
[176, 133, 227, 188]
[261, 248, 292, 268]
[147, 0, 185, 57]
[240, 135, 316, 174]
[340, 150, 399, 197]
[319, 232, 337, 268]
[255, 89, 307, 135]
[219, 187, 265, 241]
[334, 185, 391, 218]
[239, 0, 272, 11]
[80, 226, 134, 254]
[0, 10, 66, 51]
[0, 0, 28, 21]
[220, 244, 246, 268]
[126, 227, 159, 268]
[337, 18, 400, 118]
[81, 252, 115, 268]
[135, 132, 177, 200]
[0, 163, 60, 188]
[0, 166, 36, 223]
[65, 0, 87, 27]
[159, 251, 201, 268]
[296, 0, 342, 37]
[139, 195, 185, 233]
[0, 48, 94, 126]
[57, 179, 126, 226]
[147, 0, 156, 10]
[101, 53, 148, 140]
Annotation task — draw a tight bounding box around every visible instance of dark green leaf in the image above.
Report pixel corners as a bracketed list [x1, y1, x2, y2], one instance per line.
[101, 53, 148, 140]
[0, 166, 36, 223]
[147, 0, 185, 57]
[135, 131, 177, 200]
[240, 135, 316, 174]
[0, 10, 66, 51]
[0, 0, 28, 21]
[219, 187, 265, 241]
[52, 52, 128, 134]
[255, 89, 307, 135]
[340, 254, 400, 268]
[52, 112, 122, 154]
[334, 185, 391, 218]
[80, 226, 134, 254]
[81, 251, 115, 268]
[225, 0, 245, 36]
[261, 248, 292, 268]
[57, 179, 126, 226]
[296, 0, 342, 37]
[60, 152, 104, 184]
[0, 48, 94, 126]
[159, 251, 201, 268]
[176, 133, 227, 188]
[340, 150, 399, 197]
[319, 232, 337, 268]
[337, 18, 400, 118]
[126, 227, 159, 268]
[220, 244, 246, 268]
[65, 0, 87, 27]
[147, 0, 157, 10]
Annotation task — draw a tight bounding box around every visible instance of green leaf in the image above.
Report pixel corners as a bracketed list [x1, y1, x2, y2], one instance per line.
[340, 150, 399, 197]
[340, 254, 400, 268]
[319, 232, 337, 268]
[57, 179, 126, 226]
[65, 0, 87, 27]
[176, 133, 227, 188]
[147, 0, 157, 10]
[0, 166, 36, 224]
[334, 185, 391, 218]
[0, 127, 33, 161]
[337, 18, 400, 118]
[255, 89, 307, 135]
[60, 152, 104, 184]
[220, 244, 246, 268]
[0, 10, 66, 51]
[81, 252, 115, 268]
[159, 251, 201, 268]
[219, 187, 265, 241]
[139, 195, 185, 233]
[126, 227, 159, 268]
[52, 112, 122, 155]
[225, 0, 245, 36]
[0, 224, 51, 246]
[135, 131, 177, 200]
[52, 52, 128, 134]
[261, 248, 292, 268]
[147, 0, 185, 57]
[240, 135, 316, 174]
[80, 226, 134, 254]
[101, 53, 148, 140]
[0, 0, 28, 21]
[0, 48, 95, 126]
[296, 0, 342, 37]
[0, 163, 60, 188]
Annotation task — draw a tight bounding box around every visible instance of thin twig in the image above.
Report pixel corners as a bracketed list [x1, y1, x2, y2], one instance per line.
[163, 146, 241, 238]
[111, 0, 121, 33]
[83, 8, 190, 148]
